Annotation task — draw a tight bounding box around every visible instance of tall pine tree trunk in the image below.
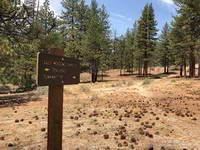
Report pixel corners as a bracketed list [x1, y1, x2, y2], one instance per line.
[143, 50, 148, 77]
[164, 66, 166, 74]
[91, 61, 98, 83]
[198, 55, 200, 77]
[131, 56, 134, 75]
[101, 70, 104, 81]
[95, 67, 98, 82]
[184, 57, 187, 77]
[180, 64, 183, 77]
[120, 49, 123, 76]
[189, 48, 195, 78]
[198, 63, 200, 78]
[143, 61, 148, 77]
[138, 57, 142, 76]
[164, 56, 166, 74]
[167, 65, 169, 74]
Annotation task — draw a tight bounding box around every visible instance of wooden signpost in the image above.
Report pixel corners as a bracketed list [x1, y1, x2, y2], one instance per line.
[36, 49, 80, 150]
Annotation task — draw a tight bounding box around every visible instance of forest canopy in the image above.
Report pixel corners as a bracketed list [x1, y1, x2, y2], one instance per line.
[0, 0, 200, 90]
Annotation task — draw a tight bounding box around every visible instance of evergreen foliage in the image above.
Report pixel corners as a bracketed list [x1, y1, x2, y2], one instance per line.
[136, 4, 157, 76]
[159, 23, 173, 74]
[1, 0, 200, 90]
[171, 0, 200, 77]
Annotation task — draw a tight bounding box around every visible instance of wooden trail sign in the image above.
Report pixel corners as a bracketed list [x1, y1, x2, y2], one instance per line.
[36, 49, 80, 150]
[37, 52, 80, 86]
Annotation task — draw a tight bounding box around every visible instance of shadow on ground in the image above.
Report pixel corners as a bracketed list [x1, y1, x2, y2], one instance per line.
[149, 72, 177, 79]
[0, 92, 42, 108]
[97, 74, 110, 77]
[119, 72, 178, 79]
[80, 79, 117, 84]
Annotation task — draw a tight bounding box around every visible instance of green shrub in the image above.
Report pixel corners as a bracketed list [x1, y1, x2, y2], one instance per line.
[80, 85, 90, 93]
[171, 79, 176, 83]
[143, 78, 152, 85]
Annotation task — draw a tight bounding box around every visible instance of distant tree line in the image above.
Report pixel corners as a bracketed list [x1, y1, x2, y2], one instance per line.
[0, 0, 111, 90]
[115, 0, 200, 78]
[0, 0, 200, 90]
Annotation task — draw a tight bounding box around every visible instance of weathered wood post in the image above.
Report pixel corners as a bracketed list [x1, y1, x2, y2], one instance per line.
[48, 49, 64, 150]
[36, 49, 80, 150]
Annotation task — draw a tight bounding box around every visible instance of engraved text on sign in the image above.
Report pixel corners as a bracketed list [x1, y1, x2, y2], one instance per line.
[37, 53, 80, 86]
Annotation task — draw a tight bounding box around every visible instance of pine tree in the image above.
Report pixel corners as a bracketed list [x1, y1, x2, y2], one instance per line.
[131, 22, 139, 73]
[83, 0, 110, 82]
[38, 0, 59, 50]
[39, 0, 57, 35]
[0, 0, 64, 90]
[0, 37, 13, 84]
[24, 0, 38, 37]
[137, 3, 157, 77]
[119, 36, 126, 76]
[0, 0, 32, 37]
[123, 22, 139, 75]
[123, 29, 133, 74]
[61, 0, 88, 59]
[110, 31, 124, 70]
[159, 23, 172, 74]
[173, 0, 200, 77]
[170, 15, 187, 77]
[110, 31, 118, 69]
[98, 5, 111, 77]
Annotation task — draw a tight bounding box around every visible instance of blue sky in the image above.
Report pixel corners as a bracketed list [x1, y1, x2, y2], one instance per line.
[48, 0, 177, 36]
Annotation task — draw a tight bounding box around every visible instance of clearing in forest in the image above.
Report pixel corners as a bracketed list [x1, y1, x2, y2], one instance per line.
[0, 69, 200, 150]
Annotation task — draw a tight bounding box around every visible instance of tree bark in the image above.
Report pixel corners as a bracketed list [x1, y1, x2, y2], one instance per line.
[184, 58, 187, 77]
[120, 50, 123, 76]
[131, 52, 134, 75]
[180, 64, 183, 77]
[189, 49, 195, 78]
[91, 61, 98, 83]
[143, 50, 148, 77]
[138, 57, 142, 76]
[164, 56, 166, 74]
[95, 67, 98, 82]
[164, 66, 166, 74]
[167, 65, 169, 74]
[198, 63, 200, 78]
[143, 61, 148, 77]
[101, 70, 104, 81]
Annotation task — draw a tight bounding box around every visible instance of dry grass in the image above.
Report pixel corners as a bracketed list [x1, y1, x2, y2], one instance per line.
[79, 85, 90, 93]
[0, 69, 200, 149]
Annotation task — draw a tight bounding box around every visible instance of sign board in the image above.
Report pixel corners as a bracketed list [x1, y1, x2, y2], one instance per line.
[36, 50, 80, 150]
[37, 52, 80, 86]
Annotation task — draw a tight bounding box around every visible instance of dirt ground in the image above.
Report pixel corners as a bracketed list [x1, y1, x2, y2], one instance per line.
[0, 69, 200, 150]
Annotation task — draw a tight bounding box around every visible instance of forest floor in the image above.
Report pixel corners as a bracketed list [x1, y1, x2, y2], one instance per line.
[0, 69, 200, 150]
